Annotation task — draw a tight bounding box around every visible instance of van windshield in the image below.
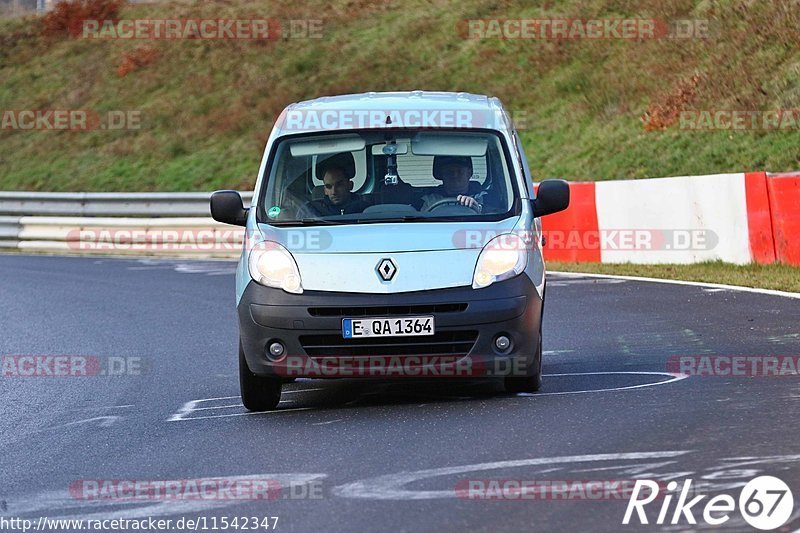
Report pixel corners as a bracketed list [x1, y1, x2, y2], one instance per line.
[259, 131, 518, 225]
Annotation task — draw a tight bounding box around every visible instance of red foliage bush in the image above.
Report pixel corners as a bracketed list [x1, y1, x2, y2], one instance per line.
[641, 75, 701, 131]
[42, 0, 125, 39]
[116, 46, 159, 77]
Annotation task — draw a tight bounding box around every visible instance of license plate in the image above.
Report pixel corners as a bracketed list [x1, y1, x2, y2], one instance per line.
[342, 316, 435, 338]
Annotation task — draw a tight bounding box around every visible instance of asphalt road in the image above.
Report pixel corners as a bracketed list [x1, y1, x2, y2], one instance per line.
[1, 254, 799, 533]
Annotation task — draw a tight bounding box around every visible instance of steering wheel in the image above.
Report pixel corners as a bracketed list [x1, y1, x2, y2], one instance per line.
[424, 197, 481, 213]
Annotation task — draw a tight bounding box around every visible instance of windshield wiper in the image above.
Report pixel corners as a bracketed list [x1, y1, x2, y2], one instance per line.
[267, 218, 343, 226]
[353, 216, 431, 224]
[269, 215, 472, 226]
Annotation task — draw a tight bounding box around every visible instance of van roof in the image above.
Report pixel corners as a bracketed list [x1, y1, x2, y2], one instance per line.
[274, 91, 512, 135]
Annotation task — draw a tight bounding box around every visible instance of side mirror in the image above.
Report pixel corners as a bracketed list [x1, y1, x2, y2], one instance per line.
[533, 179, 570, 217]
[211, 190, 249, 226]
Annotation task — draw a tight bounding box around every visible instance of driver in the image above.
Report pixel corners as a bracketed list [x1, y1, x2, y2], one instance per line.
[420, 156, 485, 212]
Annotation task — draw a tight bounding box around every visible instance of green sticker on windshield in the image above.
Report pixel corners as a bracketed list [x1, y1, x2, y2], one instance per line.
[267, 206, 281, 218]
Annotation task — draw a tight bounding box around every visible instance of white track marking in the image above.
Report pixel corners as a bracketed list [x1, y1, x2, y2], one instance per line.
[312, 419, 344, 426]
[172, 407, 313, 420]
[29, 416, 121, 433]
[194, 395, 240, 401]
[190, 404, 248, 411]
[168, 398, 306, 421]
[168, 372, 688, 420]
[547, 278, 627, 286]
[168, 398, 233, 421]
[191, 400, 299, 411]
[332, 451, 689, 500]
[514, 371, 689, 397]
[70, 405, 135, 411]
[549, 271, 800, 299]
[167, 388, 324, 420]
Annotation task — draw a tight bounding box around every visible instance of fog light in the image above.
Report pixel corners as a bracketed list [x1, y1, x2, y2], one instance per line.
[495, 335, 511, 352]
[268, 342, 285, 360]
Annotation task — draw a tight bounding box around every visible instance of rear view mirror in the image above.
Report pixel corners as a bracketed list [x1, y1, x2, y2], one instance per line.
[371, 143, 409, 156]
[533, 179, 570, 217]
[211, 190, 249, 226]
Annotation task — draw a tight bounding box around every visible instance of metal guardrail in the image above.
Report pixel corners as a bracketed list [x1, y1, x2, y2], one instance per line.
[0, 192, 253, 217]
[0, 191, 251, 257]
[0, 216, 21, 248]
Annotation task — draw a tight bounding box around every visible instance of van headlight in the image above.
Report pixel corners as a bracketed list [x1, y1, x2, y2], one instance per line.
[472, 234, 527, 289]
[248, 241, 303, 294]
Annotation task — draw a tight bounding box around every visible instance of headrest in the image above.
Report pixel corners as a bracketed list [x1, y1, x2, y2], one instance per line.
[315, 152, 356, 180]
[432, 156, 473, 181]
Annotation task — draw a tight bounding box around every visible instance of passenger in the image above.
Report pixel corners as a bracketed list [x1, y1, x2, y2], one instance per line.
[420, 156, 486, 212]
[299, 164, 370, 217]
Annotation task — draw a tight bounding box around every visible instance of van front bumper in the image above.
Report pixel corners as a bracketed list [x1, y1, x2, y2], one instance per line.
[237, 275, 542, 379]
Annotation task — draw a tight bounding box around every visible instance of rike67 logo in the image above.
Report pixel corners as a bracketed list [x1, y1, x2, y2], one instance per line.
[623, 476, 793, 530]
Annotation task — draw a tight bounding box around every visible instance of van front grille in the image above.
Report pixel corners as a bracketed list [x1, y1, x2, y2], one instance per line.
[307, 303, 468, 317]
[299, 330, 478, 357]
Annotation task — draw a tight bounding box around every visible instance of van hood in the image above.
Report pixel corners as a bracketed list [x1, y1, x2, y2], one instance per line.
[255, 217, 521, 293]
[257, 217, 520, 254]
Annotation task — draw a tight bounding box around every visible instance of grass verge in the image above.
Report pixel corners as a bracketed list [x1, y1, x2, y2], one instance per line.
[548, 260, 800, 294]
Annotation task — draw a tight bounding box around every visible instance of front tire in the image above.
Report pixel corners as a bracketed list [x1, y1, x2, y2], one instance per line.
[504, 284, 545, 393]
[239, 341, 282, 411]
[503, 334, 542, 393]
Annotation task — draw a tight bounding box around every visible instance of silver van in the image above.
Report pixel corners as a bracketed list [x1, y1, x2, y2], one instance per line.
[211, 91, 569, 411]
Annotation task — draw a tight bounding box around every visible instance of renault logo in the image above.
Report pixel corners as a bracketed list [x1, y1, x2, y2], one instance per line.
[376, 258, 397, 281]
